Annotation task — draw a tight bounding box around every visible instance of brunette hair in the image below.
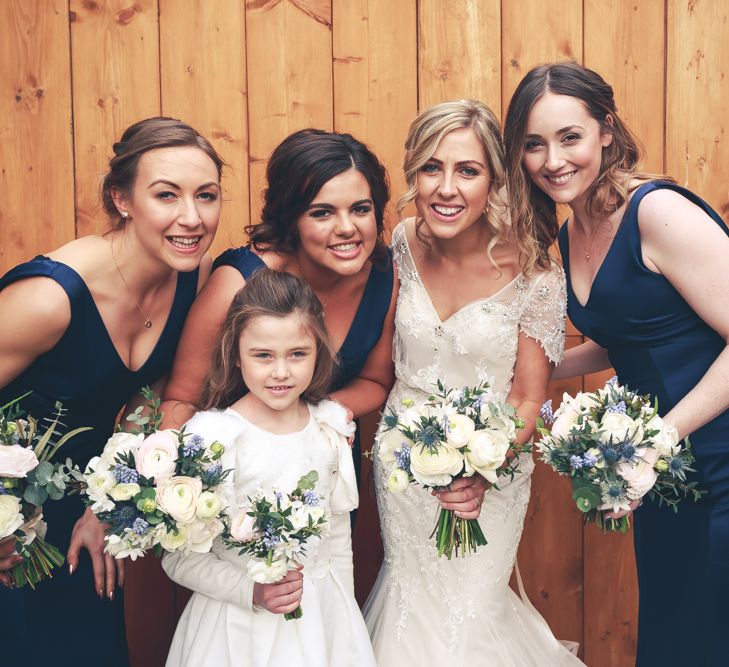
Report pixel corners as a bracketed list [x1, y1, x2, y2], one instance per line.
[247, 129, 390, 262]
[101, 117, 225, 229]
[504, 61, 670, 248]
[398, 100, 524, 271]
[200, 269, 336, 410]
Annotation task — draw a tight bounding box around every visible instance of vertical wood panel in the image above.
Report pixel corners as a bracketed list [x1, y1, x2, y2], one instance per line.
[0, 0, 74, 273]
[70, 0, 160, 237]
[159, 0, 250, 257]
[245, 0, 334, 226]
[418, 0, 501, 115]
[332, 0, 417, 228]
[667, 0, 729, 215]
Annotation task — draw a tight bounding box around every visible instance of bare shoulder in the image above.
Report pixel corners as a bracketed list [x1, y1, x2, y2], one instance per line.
[46, 235, 108, 272]
[637, 187, 716, 239]
[196, 252, 214, 293]
[194, 263, 247, 314]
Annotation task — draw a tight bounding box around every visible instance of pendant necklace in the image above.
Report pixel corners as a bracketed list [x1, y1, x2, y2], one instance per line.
[111, 237, 153, 328]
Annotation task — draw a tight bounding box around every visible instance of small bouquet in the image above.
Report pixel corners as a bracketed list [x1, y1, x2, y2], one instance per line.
[378, 381, 526, 559]
[0, 394, 88, 588]
[224, 470, 327, 620]
[82, 389, 230, 559]
[537, 377, 705, 532]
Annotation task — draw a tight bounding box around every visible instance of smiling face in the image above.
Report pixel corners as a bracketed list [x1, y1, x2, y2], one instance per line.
[414, 127, 492, 241]
[295, 168, 377, 276]
[522, 92, 613, 210]
[114, 145, 221, 271]
[237, 313, 317, 418]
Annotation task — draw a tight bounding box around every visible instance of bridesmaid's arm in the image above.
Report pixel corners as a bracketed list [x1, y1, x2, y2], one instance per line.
[160, 265, 246, 428]
[639, 188, 729, 438]
[328, 264, 398, 419]
[551, 339, 612, 380]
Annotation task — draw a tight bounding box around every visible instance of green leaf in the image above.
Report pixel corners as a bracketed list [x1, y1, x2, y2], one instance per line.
[46, 484, 64, 501]
[296, 470, 319, 491]
[34, 461, 54, 486]
[24, 483, 48, 506]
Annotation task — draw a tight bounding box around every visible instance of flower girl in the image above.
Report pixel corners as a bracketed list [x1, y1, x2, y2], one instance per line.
[163, 269, 375, 667]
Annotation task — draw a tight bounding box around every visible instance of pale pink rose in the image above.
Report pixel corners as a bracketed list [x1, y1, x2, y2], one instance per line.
[229, 509, 258, 542]
[134, 431, 178, 481]
[0, 445, 39, 478]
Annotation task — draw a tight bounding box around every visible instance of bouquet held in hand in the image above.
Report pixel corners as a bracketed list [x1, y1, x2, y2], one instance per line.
[0, 394, 88, 588]
[537, 378, 705, 532]
[379, 381, 526, 559]
[224, 470, 327, 620]
[82, 389, 229, 559]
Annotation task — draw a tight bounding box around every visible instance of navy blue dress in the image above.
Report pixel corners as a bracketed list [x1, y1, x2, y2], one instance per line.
[0, 257, 199, 667]
[558, 182, 729, 667]
[213, 247, 394, 490]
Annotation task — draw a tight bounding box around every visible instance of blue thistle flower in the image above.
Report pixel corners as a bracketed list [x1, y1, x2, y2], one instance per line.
[201, 463, 223, 486]
[114, 463, 140, 485]
[618, 442, 638, 462]
[669, 457, 687, 474]
[606, 482, 624, 499]
[418, 425, 441, 448]
[600, 445, 620, 466]
[569, 455, 584, 470]
[540, 400, 554, 425]
[107, 505, 139, 531]
[303, 490, 319, 506]
[606, 400, 627, 415]
[182, 434, 204, 458]
[132, 517, 149, 535]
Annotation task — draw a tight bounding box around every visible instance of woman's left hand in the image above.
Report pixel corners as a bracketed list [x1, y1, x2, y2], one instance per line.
[433, 475, 489, 519]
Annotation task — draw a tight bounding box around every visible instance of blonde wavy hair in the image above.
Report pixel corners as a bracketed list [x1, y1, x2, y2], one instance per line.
[504, 61, 671, 251]
[397, 99, 518, 271]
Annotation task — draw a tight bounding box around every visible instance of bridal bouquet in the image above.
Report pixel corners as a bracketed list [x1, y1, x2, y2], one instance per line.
[82, 389, 230, 559]
[223, 470, 327, 620]
[537, 378, 704, 532]
[379, 381, 526, 559]
[0, 394, 88, 588]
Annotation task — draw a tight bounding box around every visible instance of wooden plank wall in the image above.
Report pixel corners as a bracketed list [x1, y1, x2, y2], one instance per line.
[2, 2, 728, 665]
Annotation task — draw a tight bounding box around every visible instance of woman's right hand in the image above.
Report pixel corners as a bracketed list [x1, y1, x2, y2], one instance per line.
[67, 507, 125, 599]
[252, 567, 304, 614]
[0, 537, 23, 587]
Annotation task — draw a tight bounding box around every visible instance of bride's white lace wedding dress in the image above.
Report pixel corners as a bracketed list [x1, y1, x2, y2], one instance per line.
[363, 222, 584, 665]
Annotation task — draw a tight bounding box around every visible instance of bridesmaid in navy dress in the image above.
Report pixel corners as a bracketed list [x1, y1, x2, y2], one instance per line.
[0, 118, 224, 666]
[162, 129, 486, 519]
[505, 61, 729, 666]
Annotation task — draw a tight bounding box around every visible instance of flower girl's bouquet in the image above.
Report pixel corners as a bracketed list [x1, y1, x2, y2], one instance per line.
[0, 394, 88, 588]
[223, 470, 328, 620]
[537, 378, 705, 532]
[82, 389, 230, 559]
[378, 381, 526, 559]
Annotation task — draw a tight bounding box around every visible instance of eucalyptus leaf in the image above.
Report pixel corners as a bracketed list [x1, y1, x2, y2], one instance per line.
[24, 484, 48, 506]
[34, 461, 54, 486]
[47, 485, 64, 501]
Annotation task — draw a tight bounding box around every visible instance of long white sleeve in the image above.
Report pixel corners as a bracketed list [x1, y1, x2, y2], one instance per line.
[327, 511, 355, 595]
[162, 547, 256, 611]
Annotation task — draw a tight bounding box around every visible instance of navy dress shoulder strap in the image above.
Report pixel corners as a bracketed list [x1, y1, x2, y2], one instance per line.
[213, 245, 266, 280]
[628, 180, 726, 229]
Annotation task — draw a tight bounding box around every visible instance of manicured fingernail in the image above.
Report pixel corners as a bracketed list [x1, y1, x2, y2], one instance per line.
[99, 587, 104, 597]
[109, 591, 114, 601]
[68, 563, 74, 575]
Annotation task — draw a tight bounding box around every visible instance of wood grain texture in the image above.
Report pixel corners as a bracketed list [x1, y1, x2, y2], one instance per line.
[69, 0, 160, 237]
[160, 0, 250, 256]
[245, 0, 334, 226]
[666, 0, 729, 216]
[333, 0, 417, 231]
[0, 0, 74, 272]
[418, 0, 501, 115]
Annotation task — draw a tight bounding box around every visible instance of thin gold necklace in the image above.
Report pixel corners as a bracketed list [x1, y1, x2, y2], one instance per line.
[111, 237, 153, 328]
[576, 219, 605, 262]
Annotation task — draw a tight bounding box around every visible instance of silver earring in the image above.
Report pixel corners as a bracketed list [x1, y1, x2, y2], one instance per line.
[121, 211, 129, 220]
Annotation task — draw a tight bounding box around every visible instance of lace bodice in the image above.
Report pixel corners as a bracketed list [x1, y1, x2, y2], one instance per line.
[365, 221, 571, 660]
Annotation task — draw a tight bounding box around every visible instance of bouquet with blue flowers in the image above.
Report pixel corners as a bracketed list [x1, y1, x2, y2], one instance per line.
[223, 470, 327, 620]
[537, 378, 704, 532]
[378, 381, 526, 559]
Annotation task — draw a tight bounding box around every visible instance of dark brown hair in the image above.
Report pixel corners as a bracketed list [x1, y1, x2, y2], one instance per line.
[504, 61, 670, 242]
[247, 129, 390, 262]
[200, 269, 336, 410]
[101, 117, 225, 229]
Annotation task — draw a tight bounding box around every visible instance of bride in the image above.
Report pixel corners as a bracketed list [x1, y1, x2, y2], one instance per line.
[363, 100, 583, 665]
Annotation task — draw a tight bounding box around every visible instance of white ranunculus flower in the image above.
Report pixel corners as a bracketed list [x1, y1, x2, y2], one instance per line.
[134, 431, 179, 481]
[409, 443, 463, 487]
[600, 412, 644, 445]
[378, 428, 413, 465]
[158, 524, 190, 552]
[617, 447, 659, 500]
[464, 429, 510, 484]
[100, 432, 144, 466]
[0, 495, 24, 539]
[647, 417, 680, 457]
[109, 483, 141, 502]
[445, 414, 476, 449]
[187, 518, 224, 553]
[387, 468, 410, 493]
[157, 476, 202, 523]
[86, 468, 117, 499]
[0, 445, 39, 478]
[229, 509, 258, 542]
[247, 556, 288, 584]
[195, 491, 222, 521]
